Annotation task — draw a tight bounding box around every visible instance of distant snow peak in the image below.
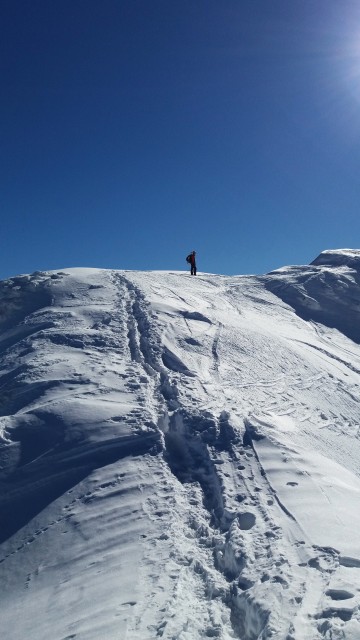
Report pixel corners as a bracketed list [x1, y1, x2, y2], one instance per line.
[311, 248, 360, 269]
[265, 248, 360, 343]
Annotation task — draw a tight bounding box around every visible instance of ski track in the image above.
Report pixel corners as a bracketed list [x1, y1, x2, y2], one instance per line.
[0, 262, 360, 639]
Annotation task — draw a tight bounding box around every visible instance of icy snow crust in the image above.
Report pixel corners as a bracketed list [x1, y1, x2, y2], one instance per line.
[1, 254, 360, 639]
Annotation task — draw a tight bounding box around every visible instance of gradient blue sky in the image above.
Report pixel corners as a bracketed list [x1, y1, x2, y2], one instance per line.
[2, 1, 360, 279]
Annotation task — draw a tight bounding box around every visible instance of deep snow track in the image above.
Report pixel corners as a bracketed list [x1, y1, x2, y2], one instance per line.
[1, 257, 360, 639]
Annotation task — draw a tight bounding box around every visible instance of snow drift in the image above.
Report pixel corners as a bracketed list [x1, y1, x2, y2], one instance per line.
[1, 250, 360, 639]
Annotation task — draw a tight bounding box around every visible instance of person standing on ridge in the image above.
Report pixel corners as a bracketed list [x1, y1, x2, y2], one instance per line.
[186, 250, 197, 275]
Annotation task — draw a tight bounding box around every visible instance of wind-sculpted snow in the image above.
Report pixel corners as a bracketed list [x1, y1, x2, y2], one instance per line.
[1, 259, 360, 639]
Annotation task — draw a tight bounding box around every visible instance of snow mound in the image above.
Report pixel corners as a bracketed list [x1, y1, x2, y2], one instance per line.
[1, 260, 360, 640]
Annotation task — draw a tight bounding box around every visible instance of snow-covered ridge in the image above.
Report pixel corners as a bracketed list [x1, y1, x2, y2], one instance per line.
[1, 256, 360, 639]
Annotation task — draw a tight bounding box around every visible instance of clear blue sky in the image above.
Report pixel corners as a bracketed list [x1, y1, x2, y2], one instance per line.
[2, 1, 360, 279]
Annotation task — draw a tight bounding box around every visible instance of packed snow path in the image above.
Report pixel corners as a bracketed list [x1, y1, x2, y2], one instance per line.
[1, 251, 360, 639]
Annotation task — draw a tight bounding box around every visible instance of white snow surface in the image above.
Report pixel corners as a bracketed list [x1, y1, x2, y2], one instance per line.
[1, 252, 360, 639]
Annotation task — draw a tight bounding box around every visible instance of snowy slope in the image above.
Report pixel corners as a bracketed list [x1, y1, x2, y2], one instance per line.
[1, 252, 360, 640]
